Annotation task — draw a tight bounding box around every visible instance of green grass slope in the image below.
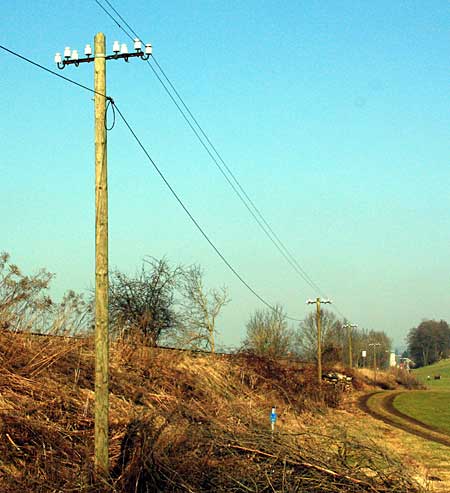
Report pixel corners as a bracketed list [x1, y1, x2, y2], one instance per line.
[391, 359, 450, 435]
[393, 391, 450, 435]
[413, 358, 450, 390]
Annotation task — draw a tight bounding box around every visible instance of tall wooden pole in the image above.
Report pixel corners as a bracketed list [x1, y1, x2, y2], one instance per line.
[94, 32, 109, 474]
[307, 297, 331, 389]
[343, 323, 356, 369]
[369, 343, 380, 387]
[316, 297, 322, 387]
[348, 326, 353, 369]
[373, 346, 377, 384]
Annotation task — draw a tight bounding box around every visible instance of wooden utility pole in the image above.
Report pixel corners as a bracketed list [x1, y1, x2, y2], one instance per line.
[307, 297, 332, 388]
[54, 32, 152, 477]
[315, 298, 322, 387]
[348, 327, 353, 369]
[343, 323, 357, 369]
[94, 32, 109, 474]
[368, 342, 381, 386]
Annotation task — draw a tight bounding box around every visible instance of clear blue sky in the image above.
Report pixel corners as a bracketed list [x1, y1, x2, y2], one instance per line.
[1, 1, 449, 350]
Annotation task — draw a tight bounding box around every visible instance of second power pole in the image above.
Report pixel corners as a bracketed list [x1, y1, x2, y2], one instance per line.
[315, 298, 322, 387]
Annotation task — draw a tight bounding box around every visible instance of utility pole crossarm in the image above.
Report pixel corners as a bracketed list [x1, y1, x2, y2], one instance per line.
[55, 39, 152, 69]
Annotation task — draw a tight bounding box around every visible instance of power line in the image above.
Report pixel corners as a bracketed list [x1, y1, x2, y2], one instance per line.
[95, 0, 356, 319]
[112, 101, 302, 322]
[94, 0, 135, 41]
[92, 0, 359, 323]
[91, 0, 329, 316]
[149, 58, 331, 298]
[0, 43, 302, 322]
[92, 0, 332, 300]
[151, 55, 329, 297]
[101, 0, 140, 41]
[144, 59, 325, 292]
[0, 44, 108, 100]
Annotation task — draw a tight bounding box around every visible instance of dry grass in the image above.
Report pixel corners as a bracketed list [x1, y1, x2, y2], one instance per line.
[356, 367, 423, 391]
[0, 331, 427, 492]
[337, 404, 450, 493]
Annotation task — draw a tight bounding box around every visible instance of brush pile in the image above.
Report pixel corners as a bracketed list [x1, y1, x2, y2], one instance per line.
[0, 331, 426, 492]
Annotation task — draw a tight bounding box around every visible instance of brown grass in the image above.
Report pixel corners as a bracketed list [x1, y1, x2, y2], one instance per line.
[0, 331, 426, 492]
[355, 367, 423, 391]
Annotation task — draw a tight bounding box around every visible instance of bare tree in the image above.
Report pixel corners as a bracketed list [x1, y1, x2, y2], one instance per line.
[351, 327, 370, 368]
[109, 257, 182, 345]
[366, 329, 392, 368]
[176, 265, 230, 353]
[243, 305, 293, 359]
[296, 309, 341, 363]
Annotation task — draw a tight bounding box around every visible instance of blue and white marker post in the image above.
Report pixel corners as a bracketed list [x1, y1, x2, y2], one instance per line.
[270, 406, 277, 434]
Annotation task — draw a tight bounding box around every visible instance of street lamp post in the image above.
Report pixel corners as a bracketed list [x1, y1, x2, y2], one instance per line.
[54, 33, 151, 475]
[342, 323, 357, 369]
[306, 298, 332, 387]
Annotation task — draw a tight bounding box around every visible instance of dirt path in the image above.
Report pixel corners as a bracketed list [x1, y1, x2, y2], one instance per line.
[349, 392, 450, 492]
[359, 391, 450, 448]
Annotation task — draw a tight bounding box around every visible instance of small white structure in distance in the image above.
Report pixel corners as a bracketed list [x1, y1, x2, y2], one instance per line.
[389, 351, 397, 367]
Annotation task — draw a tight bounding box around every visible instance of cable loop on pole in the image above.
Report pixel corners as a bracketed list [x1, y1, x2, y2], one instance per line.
[105, 98, 116, 131]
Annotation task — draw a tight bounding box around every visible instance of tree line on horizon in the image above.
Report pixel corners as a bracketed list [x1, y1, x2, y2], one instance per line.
[1, 252, 393, 367]
[406, 319, 450, 367]
[242, 304, 392, 368]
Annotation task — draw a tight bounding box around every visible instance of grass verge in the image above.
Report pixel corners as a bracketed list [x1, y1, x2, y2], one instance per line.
[393, 391, 450, 435]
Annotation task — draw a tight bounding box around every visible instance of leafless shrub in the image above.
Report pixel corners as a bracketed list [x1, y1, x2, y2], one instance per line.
[0, 252, 92, 338]
[390, 367, 425, 390]
[242, 305, 294, 359]
[0, 252, 53, 332]
[47, 289, 92, 336]
[109, 257, 182, 346]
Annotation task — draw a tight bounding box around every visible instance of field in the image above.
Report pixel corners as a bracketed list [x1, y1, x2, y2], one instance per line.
[413, 358, 450, 390]
[393, 391, 450, 435]
[387, 360, 450, 437]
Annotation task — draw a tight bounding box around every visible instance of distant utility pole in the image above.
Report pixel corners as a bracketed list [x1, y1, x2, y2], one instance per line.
[342, 323, 357, 369]
[368, 342, 381, 385]
[306, 297, 332, 387]
[54, 33, 152, 475]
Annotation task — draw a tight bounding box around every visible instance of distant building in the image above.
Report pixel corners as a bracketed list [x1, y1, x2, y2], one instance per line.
[389, 351, 397, 367]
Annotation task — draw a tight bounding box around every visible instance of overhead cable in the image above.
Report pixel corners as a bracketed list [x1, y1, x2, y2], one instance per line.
[92, 0, 332, 301]
[92, 0, 362, 323]
[0, 43, 302, 322]
[111, 101, 302, 322]
[0, 44, 109, 99]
